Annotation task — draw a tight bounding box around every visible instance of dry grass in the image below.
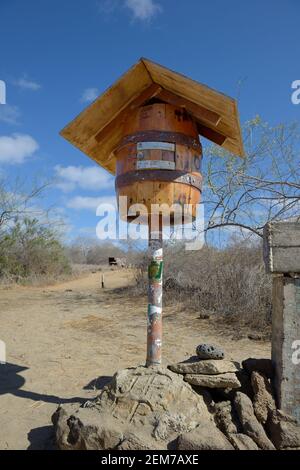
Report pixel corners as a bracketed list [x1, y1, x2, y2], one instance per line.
[130, 241, 272, 333]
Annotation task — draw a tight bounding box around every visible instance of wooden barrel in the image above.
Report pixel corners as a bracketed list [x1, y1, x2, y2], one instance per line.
[115, 103, 202, 225]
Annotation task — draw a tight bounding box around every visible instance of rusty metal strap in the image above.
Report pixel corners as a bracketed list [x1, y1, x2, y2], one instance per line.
[115, 170, 202, 191]
[118, 131, 202, 152]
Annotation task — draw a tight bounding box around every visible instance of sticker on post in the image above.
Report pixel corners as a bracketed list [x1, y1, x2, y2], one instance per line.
[148, 305, 162, 317]
[148, 261, 163, 280]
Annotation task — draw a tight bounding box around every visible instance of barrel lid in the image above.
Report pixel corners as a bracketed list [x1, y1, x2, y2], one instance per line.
[60, 58, 244, 175]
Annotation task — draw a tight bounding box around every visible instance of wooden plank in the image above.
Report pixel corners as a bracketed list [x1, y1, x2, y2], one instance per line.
[142, 58, 244, 157]
[142, 58, 236, 118]
[94, 84, 162, 143]
[157, 88, 221, 126]
[196, 123, 227, 146]
[61, 60, 151, 144]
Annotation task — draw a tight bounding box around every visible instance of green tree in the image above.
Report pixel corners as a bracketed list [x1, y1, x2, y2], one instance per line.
[0, 218, 70, 281]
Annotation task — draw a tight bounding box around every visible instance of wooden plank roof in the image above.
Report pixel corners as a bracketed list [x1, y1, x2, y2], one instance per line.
[60, 58, 244, 175]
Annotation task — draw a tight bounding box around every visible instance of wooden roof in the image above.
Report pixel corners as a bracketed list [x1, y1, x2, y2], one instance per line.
[60, 58, 244, 175]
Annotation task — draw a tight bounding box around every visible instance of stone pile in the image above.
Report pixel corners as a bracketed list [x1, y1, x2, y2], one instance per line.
[169, 357, 241, 390]
[52, 344, 300, 451]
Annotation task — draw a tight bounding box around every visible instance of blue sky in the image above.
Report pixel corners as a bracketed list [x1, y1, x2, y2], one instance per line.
[0, 0, 299, 242]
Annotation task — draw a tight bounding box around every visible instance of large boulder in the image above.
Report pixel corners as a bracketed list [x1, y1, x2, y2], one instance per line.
[265, 409, 300, 450]
[233, 392, 275, 450]
[52, 366, 216, 450]
[169, 358, 239, 375]
[251, 371, 276, 424]
[185, 373, 241, 389]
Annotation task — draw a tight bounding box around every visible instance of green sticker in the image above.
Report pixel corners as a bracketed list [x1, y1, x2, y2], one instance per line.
[148, 261, 163, 280]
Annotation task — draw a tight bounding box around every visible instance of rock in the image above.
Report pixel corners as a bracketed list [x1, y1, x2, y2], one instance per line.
[168, 358, 239, 375]
[214, 401, 240, 434]
[265, 409, 300, 450]
[248, 333, 270, 342]
[242, 358, 274, 379]
[51, 405, 87, 450]
[185, 373, 241, 389]
[203, 371, 252, 403]
[196, 344, 224, 360]
[152, 412, 198, 441]
[251, 372, 276, 424]
[213, 401, 259, 450]
[117, 433, 161, 450]
[51, 406, 123, 450]
[52, 366, 215, 450]
[177, 424, 234, 450]
[227, 433, 259, 450]
[233, 392, 275, 450]
[198, 313, 210, 319]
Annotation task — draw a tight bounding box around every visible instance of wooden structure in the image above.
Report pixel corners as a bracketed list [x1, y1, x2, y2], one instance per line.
[263, 220, 300, 422]
[115, 102, 203, 223]
[61, 58, 244, 171]
[60, 58, 244, 366]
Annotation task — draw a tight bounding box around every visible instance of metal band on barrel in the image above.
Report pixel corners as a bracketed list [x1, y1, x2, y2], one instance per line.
[117, 130, 202, 152]
[115, 170, 202, 191]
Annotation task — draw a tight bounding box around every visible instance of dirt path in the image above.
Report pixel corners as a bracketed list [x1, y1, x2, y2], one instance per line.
[0, 269, 270, 449]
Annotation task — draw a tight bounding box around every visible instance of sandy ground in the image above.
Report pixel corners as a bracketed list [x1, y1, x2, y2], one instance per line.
[0, 269, 270, 450]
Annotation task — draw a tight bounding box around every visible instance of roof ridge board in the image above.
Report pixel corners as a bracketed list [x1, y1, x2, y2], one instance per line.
[140, 57, 237, 106]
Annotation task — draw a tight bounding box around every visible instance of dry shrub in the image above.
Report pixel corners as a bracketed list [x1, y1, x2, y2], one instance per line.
[66, 239, 126, 265]
[0, 218, 71, 285]
[132, 241, 272, 330]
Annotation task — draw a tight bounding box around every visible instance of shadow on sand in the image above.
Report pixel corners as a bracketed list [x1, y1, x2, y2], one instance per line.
[0, 362, 114, 449]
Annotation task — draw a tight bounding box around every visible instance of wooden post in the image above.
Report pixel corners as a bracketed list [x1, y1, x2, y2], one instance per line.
[263, 220, 300, 422]
[146, 216, 163, 367]
[101, 273, 105, 289]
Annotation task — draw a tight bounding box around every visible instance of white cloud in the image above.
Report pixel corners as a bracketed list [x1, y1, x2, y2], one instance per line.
[66, 195, 116, 211]
[55, 165, 114, 192]
[80, 87, 99, 103]
[98, 0, 162, 21]
[125, 0, 162, 20]
[0, 134, 39, 164]
[0, 104, 21, 124]
[14, 77, 41, 91]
